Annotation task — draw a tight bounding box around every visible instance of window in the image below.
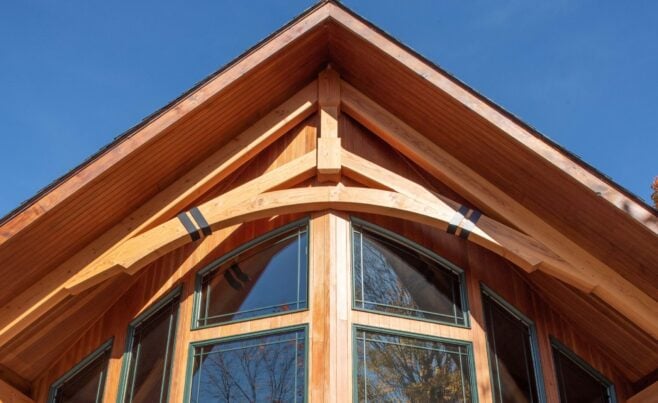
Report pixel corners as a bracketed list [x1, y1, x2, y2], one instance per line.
[352, 220, 467, 326]
[188, 327, 307, 402]
[354, 327, 476, 402]
[120, 290, 180, 403]
[196, 220, 309, 327]
[552, 339, 615, 403]
[482, 288, 543, 403]
[49, 339, 113, 403]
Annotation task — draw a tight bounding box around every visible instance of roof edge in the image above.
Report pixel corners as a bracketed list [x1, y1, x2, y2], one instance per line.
[0, 0, 333, 237]
[325, 0, 657, 224]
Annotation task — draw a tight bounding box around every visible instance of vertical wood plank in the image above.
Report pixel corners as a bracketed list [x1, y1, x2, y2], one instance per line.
[333, 213, 352, 401]
[309, 213, 331, 402]
[167, 273, 194, 402]
[531, 293, 560, 403]
[466, 255, 493, 403]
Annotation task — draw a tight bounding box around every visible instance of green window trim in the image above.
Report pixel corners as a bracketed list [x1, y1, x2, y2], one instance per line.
[481, 284, 546, 403]
[48, 338, 113, 403]
[350, 217, 470, 328]
[117, 286, 182, 403]
[550, 337, 617, 403]
[192, 218, 310, 330]
[183, 324, 309, 403]
[352, 324, 479, 403]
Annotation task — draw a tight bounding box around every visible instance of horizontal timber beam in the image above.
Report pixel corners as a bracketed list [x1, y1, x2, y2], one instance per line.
[0, 83, 317, 348]
[340, 80, 658, 339]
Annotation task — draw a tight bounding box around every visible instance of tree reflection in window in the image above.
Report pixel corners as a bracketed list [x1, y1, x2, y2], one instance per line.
[353, 222, 466, 326]
[355, 328, 474, 403]
[190, 328, 306, 403]
[197, 222, 308, 327]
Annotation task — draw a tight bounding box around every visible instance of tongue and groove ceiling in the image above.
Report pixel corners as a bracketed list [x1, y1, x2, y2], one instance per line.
[0, 0, 655, 394]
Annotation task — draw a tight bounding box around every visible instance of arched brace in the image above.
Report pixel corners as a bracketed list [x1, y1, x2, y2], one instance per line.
[91, 186, 566, 287]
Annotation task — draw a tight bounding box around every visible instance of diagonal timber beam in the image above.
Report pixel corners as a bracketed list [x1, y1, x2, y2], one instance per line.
[0, 83, 317, 348]
[79, 186, 564, 302]
[66, 150, 318, 293]
[342, 149, 586, 288]
[340, 80, 658, 339]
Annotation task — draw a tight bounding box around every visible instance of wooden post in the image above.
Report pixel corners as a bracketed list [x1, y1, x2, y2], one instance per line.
[317, 67, 342, 182]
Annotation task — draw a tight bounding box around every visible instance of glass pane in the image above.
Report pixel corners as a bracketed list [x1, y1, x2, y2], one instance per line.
[124, 296, 179, 403]
[51, 343, 111, 403]
[483, 293, 540, 403]
[553, 344, 612, 403]
[355, 329, 473, 403]
[198, 225, 308, 327]
[352, 225, 465, 325]
[190, 329, 306, 402]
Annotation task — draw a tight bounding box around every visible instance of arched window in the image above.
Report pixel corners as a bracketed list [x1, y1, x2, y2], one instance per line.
[352, 219, 467, 326]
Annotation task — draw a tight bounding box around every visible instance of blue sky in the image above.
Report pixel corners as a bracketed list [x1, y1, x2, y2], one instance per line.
[0, 0, 656, 217]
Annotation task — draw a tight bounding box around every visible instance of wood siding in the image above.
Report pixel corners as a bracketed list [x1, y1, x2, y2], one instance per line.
[30, 115, 638, 402]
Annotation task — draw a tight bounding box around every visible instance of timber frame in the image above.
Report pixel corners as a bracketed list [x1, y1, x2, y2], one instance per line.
[0, 1, 656, 402]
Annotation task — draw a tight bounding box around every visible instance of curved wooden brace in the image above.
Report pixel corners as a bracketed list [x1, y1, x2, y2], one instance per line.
[70, 182, 658, 339]
[94, 186, 565, 290]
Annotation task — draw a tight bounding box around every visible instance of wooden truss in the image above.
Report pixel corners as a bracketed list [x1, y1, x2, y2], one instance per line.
[0, 69, 655, 353]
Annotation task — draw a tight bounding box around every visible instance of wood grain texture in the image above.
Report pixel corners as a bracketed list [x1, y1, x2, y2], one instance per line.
[325, 7, 658, 301]
[29, 215, 638, 402]
[628, 381, 658, 403]
[341, 81, 658, 339]
[2, 115, 318, 386]
[0, 379, 32, 403]
[2, 3, 654, 399]
[0, 11, 328, 322]
[351, 214, 635, 401]
[0, 82, 318, 350]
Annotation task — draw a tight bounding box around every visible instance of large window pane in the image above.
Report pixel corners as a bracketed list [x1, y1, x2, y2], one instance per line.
[355, 328, 474, 403]
[190, 328, 307, 402]
[482, 291, 542, 403]
[552, 340, 615, 403]
[49, 340, 112, 403]
[122, 293, 180, 403]
[352, 222, 466, 326]
[197, 222, 308, 327]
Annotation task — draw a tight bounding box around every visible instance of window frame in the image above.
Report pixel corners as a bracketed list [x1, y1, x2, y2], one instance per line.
[192, 218, 310, 330]
[350, 217, 470, 328]
[481, 284, 546, 403]
[352, 324, 479, 403]
[183, 324, 309, 403]
[47, 338, 113, 403]
[551, 337, 617, 403]
[117, 286, 182, 403]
